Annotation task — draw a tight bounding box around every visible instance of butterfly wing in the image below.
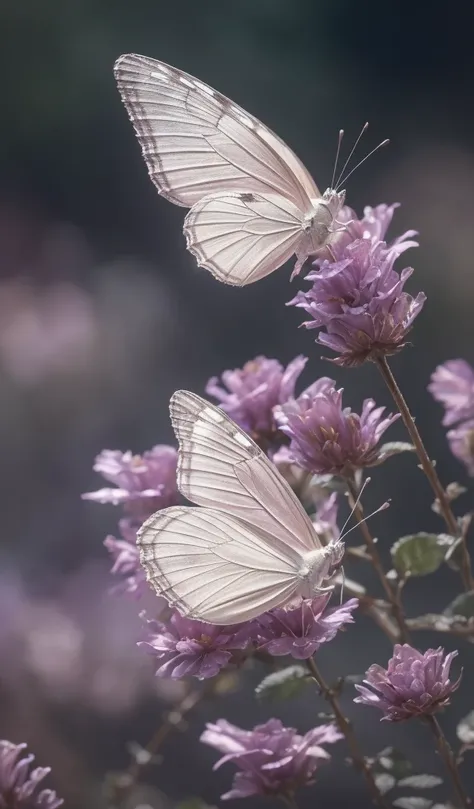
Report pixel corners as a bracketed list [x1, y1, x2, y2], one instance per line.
[183, 191, 306, 285]
[114, 53, 319, 211]
[138, 506, 301, 623]
[170, 390, 318, 554]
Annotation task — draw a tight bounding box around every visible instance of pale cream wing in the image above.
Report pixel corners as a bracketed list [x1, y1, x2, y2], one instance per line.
[138, 506, 301, 623]
[170, 390, 318, 553]
[183, 191, 305, 285]
[114, 53, 319, 210]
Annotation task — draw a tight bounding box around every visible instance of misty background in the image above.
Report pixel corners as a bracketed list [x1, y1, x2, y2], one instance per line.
[0, 1, 473, 807]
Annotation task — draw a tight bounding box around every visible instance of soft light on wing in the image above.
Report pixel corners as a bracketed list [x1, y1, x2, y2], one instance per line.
[138, 506, 301, 623]
[183, 191, 305, 285]
[170, 390, 318, 553]
[114, 54, 318, 210]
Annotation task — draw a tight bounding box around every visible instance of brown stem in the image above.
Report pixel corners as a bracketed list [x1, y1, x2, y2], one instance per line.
[126, 687, 203, 785]
[376, 355, 474, 591]
[306, 657, 390, 809]
[346, 477, 411, 643]
[280, 793, 300, 809]
[424, 715, 472, 808]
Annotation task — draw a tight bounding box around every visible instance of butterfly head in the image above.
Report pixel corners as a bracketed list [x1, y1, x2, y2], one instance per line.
[326, 538, 345, 576]
[298, 539, 345, 598]
[322, 187, 346, 214]
[302, 189, 346, 257]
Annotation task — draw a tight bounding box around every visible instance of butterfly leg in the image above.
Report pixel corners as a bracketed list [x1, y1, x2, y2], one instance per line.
[291, 252, 308, 281]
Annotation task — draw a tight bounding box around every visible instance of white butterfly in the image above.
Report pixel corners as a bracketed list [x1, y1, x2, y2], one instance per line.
[137, 390, 345, 624]
[114, 53, 346, 286]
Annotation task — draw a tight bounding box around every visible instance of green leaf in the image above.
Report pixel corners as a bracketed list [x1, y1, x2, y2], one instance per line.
[309, 474, 347, 493]
[445, 481, 467, 502]
[432, 483, 467, 515]
[445, 515, 472, 571]
[377, 441, 415, 461]
[212, 671, 240, 695]
[255, 665, 310, 702]
[177, 799, 217, 809]
[374, 773, 396, 794]
[457, 710, 474, 744]
[444, 591, 474, 619]
[391, 534, 447, 577]
[431, 805, 456, 809]
[398, 775, 443, 789]
[376, 747, 413, 780]
[393, 799, 433, 809]
[407, 612, 472, 633]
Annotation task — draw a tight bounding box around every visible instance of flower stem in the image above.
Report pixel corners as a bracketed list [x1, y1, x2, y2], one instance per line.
[346, 477, 410, 643]
[375, 356, 474, 591]
[306, 657, 390, 808]
[280, 793, 300, 809]
[424, 715, 472, 808]
[117, 686, 202, 795]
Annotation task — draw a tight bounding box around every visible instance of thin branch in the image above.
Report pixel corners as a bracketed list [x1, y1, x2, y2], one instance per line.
[280, 793, 300, 809]
[424, 714, 472, 808]
[375, 355, 474, 591]
[335, 570, 400, 644]
[107, 686, 204, 805]
[346, 476, 410, 643]
[306, 657, 390, 808]
[407, 613, 474, 639]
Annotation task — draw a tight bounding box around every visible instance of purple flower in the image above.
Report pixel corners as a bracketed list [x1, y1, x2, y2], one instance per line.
[206, 355, 307, 447]
[274, 379, 399, 475]
[255, 593, 358, 659]
[312, 492, 340, 545]
[104, 518, 149, 599]
[0, 740, 63, 809]
[201, 718, 342, 799]
[447, 420, 474, 476]
[82, 445, 179, 518]
[333, 203, 418, 256]
[140, 610, 254, 680]
[428, 360, 474, 426]
[289, 204, 425, 366]
[354, 644, 461, 721]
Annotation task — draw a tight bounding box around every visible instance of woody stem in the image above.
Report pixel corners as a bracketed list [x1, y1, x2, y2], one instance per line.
[375, 355, 474, 591]
[346, 476, 410, 643]
[306, 656, 390, 808]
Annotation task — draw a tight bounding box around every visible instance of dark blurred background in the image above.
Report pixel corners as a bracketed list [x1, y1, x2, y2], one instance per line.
[0, 0, 474, 807]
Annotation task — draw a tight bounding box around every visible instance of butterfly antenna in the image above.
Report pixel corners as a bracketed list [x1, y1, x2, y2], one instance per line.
[339, 476, 371, 536]
[340, 500, 391, 542]
[336, 138, 390, 190]
[331, 129, 344, 190]
[334, 122, 369, 190]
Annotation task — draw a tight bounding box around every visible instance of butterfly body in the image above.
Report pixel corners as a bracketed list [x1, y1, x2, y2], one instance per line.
[114, 54, 348, 286]
[137, 391, 345, 624]
[305, 189, 345, 239]
[297, 542, 345, 599]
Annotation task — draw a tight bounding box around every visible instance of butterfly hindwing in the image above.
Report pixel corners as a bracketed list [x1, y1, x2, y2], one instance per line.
[138, 505, 301, 623]
[183, 191, 306, 285]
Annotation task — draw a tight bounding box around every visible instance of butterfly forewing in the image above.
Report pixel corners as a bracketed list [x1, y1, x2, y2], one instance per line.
[114, 54, 319, 211]
[138, 506, 301, 623]
[170, 390, 318, 553]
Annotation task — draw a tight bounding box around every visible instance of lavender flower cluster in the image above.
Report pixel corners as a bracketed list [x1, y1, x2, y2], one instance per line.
[74, 200, 474, 807]
[83, 445, 179, 597]
[430, 359, 474, 475]
[0, 742, 62, 809]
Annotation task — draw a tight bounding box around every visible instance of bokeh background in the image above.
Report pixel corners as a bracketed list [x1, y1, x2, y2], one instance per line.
[0, 0, 473, 807]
